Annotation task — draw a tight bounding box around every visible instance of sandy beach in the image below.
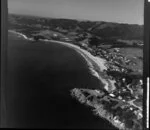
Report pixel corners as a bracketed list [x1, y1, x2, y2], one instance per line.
[8, 30, 110, 91]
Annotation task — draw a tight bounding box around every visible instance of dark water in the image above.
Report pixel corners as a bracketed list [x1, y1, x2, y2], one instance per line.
[6, 33, 117, 129]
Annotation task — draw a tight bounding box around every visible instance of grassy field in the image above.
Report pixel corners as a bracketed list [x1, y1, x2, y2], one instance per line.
[119, 48, 143, 58]
[108, 47, 143, 75]
[119, 48, 143, 74]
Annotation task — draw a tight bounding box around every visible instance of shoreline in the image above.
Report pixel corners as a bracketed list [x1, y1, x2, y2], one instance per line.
[71, 88, 125, 130]
[8, 30, 110, 91]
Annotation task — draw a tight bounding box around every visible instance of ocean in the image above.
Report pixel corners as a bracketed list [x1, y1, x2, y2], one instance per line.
[5, 32, 117, 129]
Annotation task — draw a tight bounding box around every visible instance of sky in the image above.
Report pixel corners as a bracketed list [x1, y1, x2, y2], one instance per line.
[8, 0, 144, 25]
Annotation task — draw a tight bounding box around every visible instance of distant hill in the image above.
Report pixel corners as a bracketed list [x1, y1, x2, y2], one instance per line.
[8, 14, 143, 40]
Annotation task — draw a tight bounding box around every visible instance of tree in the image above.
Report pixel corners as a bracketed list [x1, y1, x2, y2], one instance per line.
[33, 35, 45, 41]
[88, 36, 100, 47]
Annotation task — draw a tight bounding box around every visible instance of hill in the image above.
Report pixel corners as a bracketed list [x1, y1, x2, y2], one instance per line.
[8, 14, 143, 40]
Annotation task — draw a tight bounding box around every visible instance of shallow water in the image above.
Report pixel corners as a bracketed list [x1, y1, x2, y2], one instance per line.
[5, 33, 117, 129]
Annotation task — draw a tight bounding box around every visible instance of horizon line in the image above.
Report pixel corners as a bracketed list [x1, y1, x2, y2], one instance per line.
[8, 13, 144, 26]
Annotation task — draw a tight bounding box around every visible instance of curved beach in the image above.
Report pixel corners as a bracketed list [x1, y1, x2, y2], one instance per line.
[8, 30, 109, 90]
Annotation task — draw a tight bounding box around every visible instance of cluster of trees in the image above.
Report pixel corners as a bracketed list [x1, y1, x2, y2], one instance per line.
[88, 36, 100, 47]
[88, 36, 116, 47]
[33, 34, 60, 41]
[33, 35, 46, 41]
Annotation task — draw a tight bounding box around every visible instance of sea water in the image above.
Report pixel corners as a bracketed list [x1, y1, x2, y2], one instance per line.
[5, 32, 117, 129]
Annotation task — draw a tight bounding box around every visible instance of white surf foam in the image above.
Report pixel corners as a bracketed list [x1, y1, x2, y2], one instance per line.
[9, 30, 109, 89]
[49, 40, 109, 89]
[9, 30, 29, 40]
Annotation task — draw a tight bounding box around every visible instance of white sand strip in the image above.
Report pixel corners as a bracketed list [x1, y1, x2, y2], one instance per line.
[9, 30, 109, 89]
